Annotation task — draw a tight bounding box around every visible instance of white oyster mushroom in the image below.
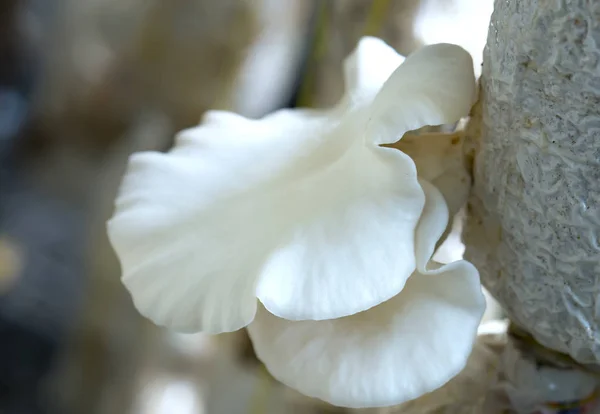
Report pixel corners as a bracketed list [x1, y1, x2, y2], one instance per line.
[107, 37, 485, 407]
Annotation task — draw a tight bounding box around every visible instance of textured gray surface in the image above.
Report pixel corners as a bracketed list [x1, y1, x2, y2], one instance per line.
[464, 0, 600, 364]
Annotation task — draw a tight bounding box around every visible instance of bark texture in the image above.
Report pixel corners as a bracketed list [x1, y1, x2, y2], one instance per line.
[464, 0, 600, 364]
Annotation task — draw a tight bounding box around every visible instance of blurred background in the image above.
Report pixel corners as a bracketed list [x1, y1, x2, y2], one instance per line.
[0, 0, 493, 413]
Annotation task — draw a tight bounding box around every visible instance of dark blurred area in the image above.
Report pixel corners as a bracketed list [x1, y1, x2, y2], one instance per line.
[0, 1, 492, 413]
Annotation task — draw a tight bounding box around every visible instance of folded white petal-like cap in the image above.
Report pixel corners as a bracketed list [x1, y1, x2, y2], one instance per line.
[108, 35, 484, 407]
[248, 181, 485, 408]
